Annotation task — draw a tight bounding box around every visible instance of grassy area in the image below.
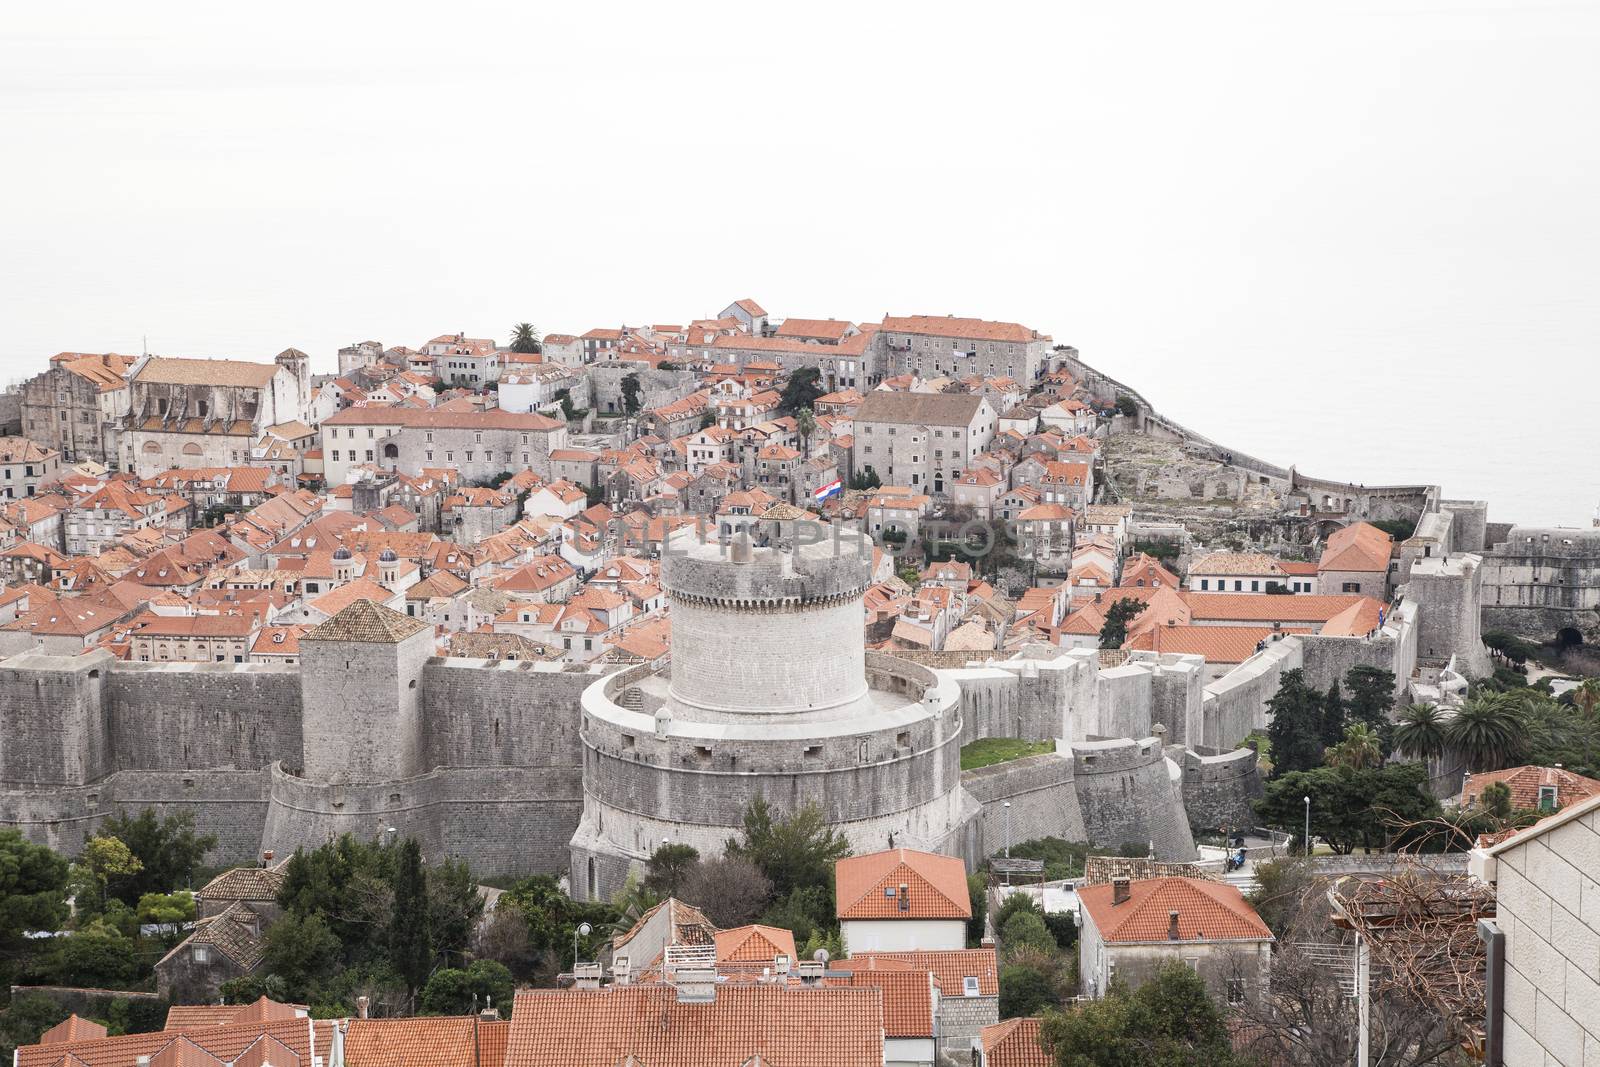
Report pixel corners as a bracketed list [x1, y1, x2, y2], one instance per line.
[960, 737, 1056, 771]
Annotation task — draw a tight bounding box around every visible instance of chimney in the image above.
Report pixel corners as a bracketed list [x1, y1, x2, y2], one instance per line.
[573, 962, 603, 990]
[898, 882, 910, 912]
[611, 954, 633, 986]
[356, 995, 369, 1019]
[1168, 910, 1180, 940]
[478, 996, 497, 1022]
[137, 1058, 151, 1066]
[1112, 878, 1130, 905]
[261, 849, 274, 866]
[674, 966, 717, 1003]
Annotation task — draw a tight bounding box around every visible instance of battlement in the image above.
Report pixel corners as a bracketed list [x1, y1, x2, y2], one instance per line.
[661, 526, 872, 607]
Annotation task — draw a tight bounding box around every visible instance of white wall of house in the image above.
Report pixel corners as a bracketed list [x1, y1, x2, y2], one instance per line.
[841, 919, 966, 954]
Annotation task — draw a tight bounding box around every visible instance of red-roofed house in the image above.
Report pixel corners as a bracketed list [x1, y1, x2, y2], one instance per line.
[979, 1017, 1052, 1067]
[835, 848, 972, 953]
[1077, 876, 1273, 1006]
[1317, 521, 1394, 598]
[1460, 764, 1600, 814]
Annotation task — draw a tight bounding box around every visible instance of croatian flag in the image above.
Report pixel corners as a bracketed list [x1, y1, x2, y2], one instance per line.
[814, 478, 843, 504]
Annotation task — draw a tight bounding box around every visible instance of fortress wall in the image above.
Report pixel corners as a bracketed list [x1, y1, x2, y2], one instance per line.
[948, 669, 1024, 741]
[262, 764, 583, 878]
[107, 665, 303, 773]
[1200, 637, 1303, 751]
[1092, 666, 1152, 741]
[420, 659, 594, 769]
[667, 598, 866, 713]
[1439, 500, 1488, 554]
[1127, 653, 1204, 745]
[1070, 739, 1197, 860]
[1176, 747, 1262, 834]
[0, 769, 268, 864]
[0, 653, 111, 788]
[960, 751, 1086, 856]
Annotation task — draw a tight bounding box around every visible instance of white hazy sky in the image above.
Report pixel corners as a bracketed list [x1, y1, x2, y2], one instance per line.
[3, 1, 1597, 524]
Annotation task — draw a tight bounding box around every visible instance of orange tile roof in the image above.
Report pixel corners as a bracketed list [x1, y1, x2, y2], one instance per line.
[1462, 765, 1600, 812]
[1318, 521, 1393, 574]
[835, 848, 971, 921]
[18, 1016, 328, 1067]
[1077, 876, 1273, 944]
[714, 923, 798, 964]
[881, 315, 1043, 344]
[981, 1017, 1052, 1067]
[1184, 592, 1383, 625]
[825, 968, 934, 1038]
[504, 985, 882, 1067]
[39, 1016, 107, 1046]
[847, 947, 1000, 996]
[344, 1016, 507, 1067]
[1123, 624, 1284, 665]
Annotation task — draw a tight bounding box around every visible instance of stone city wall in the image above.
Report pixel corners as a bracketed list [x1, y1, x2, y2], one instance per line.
[1069, 739, 1196, 860]
[1175, 746, 1263, 834]
[1200, 637, 1303, 751]
[961, 751, 1087, 856]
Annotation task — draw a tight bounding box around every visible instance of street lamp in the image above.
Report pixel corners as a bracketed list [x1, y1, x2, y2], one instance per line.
[574, 921, 592, 967]
[1002, 801, 1012, 858]
[1303, 795, 1311, 857]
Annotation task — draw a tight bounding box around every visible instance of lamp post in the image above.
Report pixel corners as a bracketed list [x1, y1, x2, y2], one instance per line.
[574, 921, 592, 968]
[1303, 795, 1311, 857]
[1003, 801, 1012, 858]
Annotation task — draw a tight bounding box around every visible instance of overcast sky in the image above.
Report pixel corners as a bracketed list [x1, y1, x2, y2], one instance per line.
[3, 1, 1596, 522]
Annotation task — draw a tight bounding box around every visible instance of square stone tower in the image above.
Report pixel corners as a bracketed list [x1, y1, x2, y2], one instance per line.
[298, 600, 434, 784]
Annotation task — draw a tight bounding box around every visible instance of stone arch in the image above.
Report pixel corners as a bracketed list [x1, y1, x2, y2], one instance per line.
[383, 443, 399, 459]
[1557, 627, 1583, 648]
[182, 442, 204, 456]
[142, 440, 162, 453]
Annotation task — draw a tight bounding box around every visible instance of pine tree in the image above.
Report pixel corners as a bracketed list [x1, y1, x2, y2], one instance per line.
[1266, 669, 1327, 777]
[390, 838, 432, 1000]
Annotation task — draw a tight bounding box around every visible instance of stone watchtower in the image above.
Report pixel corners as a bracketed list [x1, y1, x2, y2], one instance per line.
[569, 524, 980, 901]
[297, 600, 433, 784]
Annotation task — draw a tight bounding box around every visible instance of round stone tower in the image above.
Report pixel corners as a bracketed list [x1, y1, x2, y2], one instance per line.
[569, 523, 978, 901]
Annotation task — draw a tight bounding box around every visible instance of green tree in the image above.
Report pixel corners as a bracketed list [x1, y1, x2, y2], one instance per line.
[999, 962, 1059, 1019]
[1265, 668, 1327, 777]
[966, 874, 988, 948]
[509, 323, 541, 354]
[1040, 961, 1245, 1067]
[0, 829, 69, 944]
[0, 994, 69, 1063]
[1446, 693, 1527, 772]
[136, 890, 195, 937]
[848, 466, 882, 491]
[794, 407, 816, 456]
[1256, 763, 1438, 854]
[1569, 678, 1600, 716]
[420, 967, 473, 1015]
[620, 373, 643, 416]
[98, 809, 216, 903]
[1326, 722, 1383, 770]
[1001, 911, 1057, 956]
[1098, 597, 1145, 650]
[427, 856, 483, 964]
[643, 844, 700, 900]
[1479, 780, 1514, 819]
[79, 836, 143, 911]
[1344, 666, 1396, 751]
[44, 920, 139, 988]
[553, 388, 576, 421]
[1245, 857, 1316, 939]
[1320, 679, 1346, 748]
[777, 368, 825, 414]
[725, 797, 850, 899]
[262, 913, 342, 996]
[1113, 394, 1139, 417]
[389, 838, 432, 999]
[1391, 703, 1448, 762]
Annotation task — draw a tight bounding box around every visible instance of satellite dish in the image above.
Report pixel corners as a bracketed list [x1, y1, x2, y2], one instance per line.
[814, 948, 829, 964]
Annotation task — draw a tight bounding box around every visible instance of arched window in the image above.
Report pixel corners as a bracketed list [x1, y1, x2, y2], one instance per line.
[383, 443, 399, 459]
[142, 441, 162, 453]
[182, 442, 204, 456]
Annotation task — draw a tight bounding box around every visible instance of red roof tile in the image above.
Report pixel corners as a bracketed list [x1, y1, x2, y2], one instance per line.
[1077, 876, 1273, 944]
[835, 848, 971, 921]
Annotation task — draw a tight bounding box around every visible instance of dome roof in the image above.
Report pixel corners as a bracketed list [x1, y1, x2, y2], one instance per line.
[379, 548, 398, 562]
[332, 546, 352, 561]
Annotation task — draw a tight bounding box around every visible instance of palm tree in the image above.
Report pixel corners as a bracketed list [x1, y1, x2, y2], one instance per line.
[1391, 703, 1448, 762]
[1328, 722, 1383, 770]
[509, 322, 541, 354]
[794, 407, 816, 457]
[1571, 678, 1600, 716]
[1444, 693, 1526, 772]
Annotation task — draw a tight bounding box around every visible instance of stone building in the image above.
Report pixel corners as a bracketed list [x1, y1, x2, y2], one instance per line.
[18, 352, 135, 465]
[852, 391, 997, 496]
[123, 351, 316, 476]
[1479, 526, 1600, 643]
[318, 407, 567, 486]
[0, 438, 62, 500]
[568, 525, 980, 900]
[1077, 876, 1274, 1007]
[880, 315, 1054, 384]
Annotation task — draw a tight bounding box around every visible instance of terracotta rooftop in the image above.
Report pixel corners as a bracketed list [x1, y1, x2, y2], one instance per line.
[39, 1016, 107, 1046]
[980, 1017, 1052, 1067]
[303, 599, 428, 644]
[1077, 876, 1273, 944]
[1462, 765, 1600, 813]
[1318, 521, 1394, 574]
[845, 946, 999, 997]
[713, 924, 797, 965]
[881, 314, 1043, 344]
[18, 1013, 328, 1067]
[835, 847, 971, 921]
[343, 1016, 508, 1067]
[133, 356, 279, 388]
[854, 390, 987, 427]
[198, 866, 286, 903]
[504, 985, 882, 1067]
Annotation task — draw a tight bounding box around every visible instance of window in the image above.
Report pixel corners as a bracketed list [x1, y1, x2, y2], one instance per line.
[962, 976, 981, 997]
[193, 945, 211, 964]
[1538, 785, 1558, 812]
[1200, 579, 1209, 590]
[1342, 582, 1360, 593]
